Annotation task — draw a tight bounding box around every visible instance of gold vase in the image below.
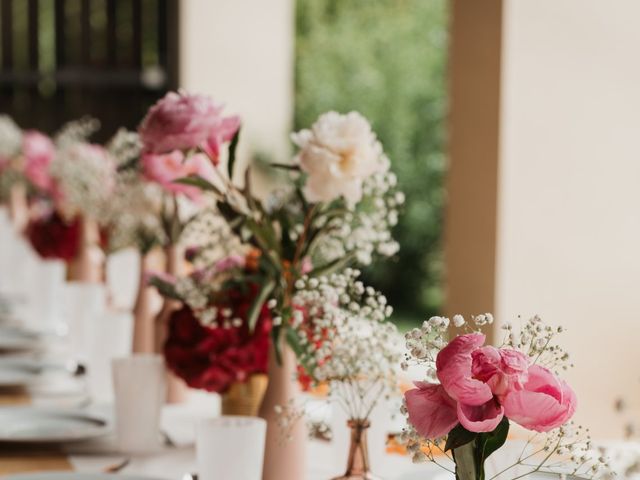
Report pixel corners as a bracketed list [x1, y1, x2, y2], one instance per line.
[221, 375, 268, 416]
[331, 419, 381, 480]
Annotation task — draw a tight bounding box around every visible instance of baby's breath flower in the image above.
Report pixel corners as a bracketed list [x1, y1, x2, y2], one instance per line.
[292, 270, 400, 421]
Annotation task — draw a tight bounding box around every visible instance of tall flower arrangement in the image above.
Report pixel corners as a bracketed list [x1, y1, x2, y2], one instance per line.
[103, 129, 166, 256]
[149, 253, 272, 415]
[141, 91, 404, 480]
[43, 119, 116, 282]
[21, 129, 77, 261]
[289, 269, 400, 479]
[137, 92, 240, 401]
[401, 314, 609, 480]
[100, 129, 167, 354]
[4, 117, 117, 283]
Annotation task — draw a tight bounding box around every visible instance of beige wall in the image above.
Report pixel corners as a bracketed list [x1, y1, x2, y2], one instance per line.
[496, 0, 640, 437]
[179, 0, 295, 168]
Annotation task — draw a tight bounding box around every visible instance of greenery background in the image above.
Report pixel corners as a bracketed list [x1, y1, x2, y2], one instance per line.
[294, 0, 448, 326]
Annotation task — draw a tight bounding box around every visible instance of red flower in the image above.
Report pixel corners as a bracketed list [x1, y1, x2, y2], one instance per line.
[291, 304, 331, 391]
[164, 285, 272, 394]
[25, 211, 81, 261]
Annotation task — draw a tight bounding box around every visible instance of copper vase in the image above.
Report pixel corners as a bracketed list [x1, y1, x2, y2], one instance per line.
[132, 250, 161, 354]
[8, 183, 28, 232]
[331, 419, 381, 480]
[154, 244, 189, 404]
[67, 216, 104, 283]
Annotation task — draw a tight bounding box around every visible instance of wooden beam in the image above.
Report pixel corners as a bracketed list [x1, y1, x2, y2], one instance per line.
[444, 0, 503, 341]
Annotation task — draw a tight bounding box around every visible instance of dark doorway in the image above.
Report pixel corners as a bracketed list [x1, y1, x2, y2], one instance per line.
[0, 0, 179, 141]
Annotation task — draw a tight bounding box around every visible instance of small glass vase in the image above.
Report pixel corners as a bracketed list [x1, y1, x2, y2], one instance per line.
[331, 419, 381, 480]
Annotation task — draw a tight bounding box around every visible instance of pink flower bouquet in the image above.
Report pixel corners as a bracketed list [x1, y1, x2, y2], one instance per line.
[402, 315, 607, 480]
[138, 90, 240, 162]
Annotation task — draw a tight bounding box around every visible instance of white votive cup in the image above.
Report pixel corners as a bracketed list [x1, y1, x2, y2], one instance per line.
[197, 416, 267, 480]
[112, 354, 166, 453]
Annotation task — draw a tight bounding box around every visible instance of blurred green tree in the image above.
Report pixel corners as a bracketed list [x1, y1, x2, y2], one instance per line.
[295, 0, 448, 325]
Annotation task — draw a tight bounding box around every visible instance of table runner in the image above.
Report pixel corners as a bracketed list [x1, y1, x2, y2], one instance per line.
[0, 389, 73, 475]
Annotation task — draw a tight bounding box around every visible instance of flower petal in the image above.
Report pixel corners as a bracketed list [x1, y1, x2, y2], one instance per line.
[436, 333, 493, 406]
[405, 382, 459, 439]
[502, 366, 577, 432]
[523, 364, 562, 400]
[457, 399, 504, 433]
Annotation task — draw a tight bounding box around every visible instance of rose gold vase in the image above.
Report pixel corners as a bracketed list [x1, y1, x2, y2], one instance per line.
[155, 244, 189, 404]
[67, 216, 104, 283]
[8, 183, 28, 232]
[258, 343, 307, 480]
[221, 375, 268, 417]
[132, 251, 161, 354]
[331, 420, 381, 480]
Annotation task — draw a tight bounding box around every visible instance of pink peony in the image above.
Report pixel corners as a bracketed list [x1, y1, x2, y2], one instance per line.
[138, 91, 240, 163]
[502, 364, 577, 432]
[23, 131, 56, 193]
[142, 150, 217, 202]
[405, 382, 458, 439]
[471, 346, 529, 399]
[405, 333, 577, 438]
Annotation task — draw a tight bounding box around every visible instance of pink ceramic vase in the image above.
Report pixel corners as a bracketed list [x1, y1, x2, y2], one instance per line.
[8, 183, 29, 232]
[66, 216, 104, 283]
[132, 250, 162, 354]
[258, 342, 307, 480]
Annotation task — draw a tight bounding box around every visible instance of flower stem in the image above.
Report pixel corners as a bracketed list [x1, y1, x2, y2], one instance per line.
[453, 442, 483, 480]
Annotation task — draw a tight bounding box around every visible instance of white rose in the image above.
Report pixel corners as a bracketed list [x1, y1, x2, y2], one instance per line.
[291, 111, 386, 205]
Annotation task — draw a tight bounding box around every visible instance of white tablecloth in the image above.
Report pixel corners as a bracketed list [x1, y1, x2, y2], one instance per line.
[59, 392, 437, 480]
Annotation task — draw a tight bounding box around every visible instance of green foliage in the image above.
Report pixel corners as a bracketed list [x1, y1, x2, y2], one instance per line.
[448, 418, 511, 480]
[295, 0, 448, 323]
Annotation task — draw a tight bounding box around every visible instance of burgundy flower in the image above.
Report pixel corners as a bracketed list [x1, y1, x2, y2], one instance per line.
[25, 211, 80, 261]
[164, 285, 272, 394]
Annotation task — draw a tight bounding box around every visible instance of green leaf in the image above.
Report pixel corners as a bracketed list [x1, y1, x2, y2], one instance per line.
[310, 252, 357, 277]
[174, 175, 223, 196]
[247, 278, 276, 332]
[272, 325, 283, 364]
[286, 323, 308, 357]
[227, 128, 241, 179]
[270, 162, 301, 172]
[445, 424, 477, 452]
[148, 276, 182, 302]
[477, 416, 509, 463]
[449, 417, 509, 480]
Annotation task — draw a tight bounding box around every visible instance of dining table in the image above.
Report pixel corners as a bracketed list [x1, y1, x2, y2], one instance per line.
[0, 381, 438, 480]
[0, 389, 74, 474]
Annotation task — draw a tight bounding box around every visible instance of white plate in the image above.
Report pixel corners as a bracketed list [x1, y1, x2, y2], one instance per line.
[0, 326, 42, 352]
[0, 357, 45, 387]
[5, 475, 163, 480]
[0, 408, 109, 443]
